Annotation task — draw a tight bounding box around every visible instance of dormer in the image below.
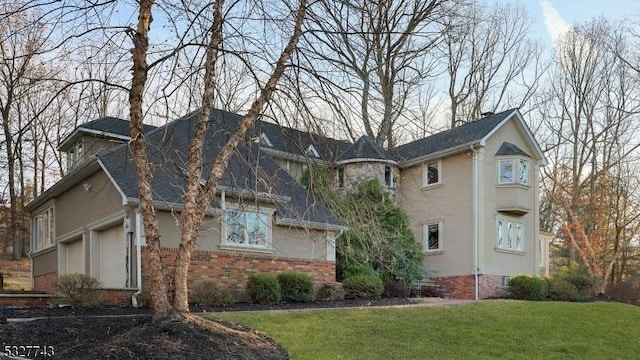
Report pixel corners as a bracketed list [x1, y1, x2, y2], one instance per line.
[59, 117, 157, 173]
[306, 144, 320, 158]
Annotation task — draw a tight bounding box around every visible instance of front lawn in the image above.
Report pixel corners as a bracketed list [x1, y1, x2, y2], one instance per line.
[209, 301, 640, 359]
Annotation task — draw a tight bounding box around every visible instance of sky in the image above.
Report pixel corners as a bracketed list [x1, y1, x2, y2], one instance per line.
[518, 0, 639, 46]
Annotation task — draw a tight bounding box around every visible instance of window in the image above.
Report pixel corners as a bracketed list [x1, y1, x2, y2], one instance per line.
[423, 161, 441, 187]
[519, 159, 529, 185]
[423, 222, 443, 252]
[384, 165, 393, 187]
[224, 211, 269, 248]
[498, 159, 514, 184]
[498, 158, 529, 185]
[496, 218, 524, 251]
[337, 167, 345, 188]
[516, 223, 524, 251]
[32, 207, 55, 252]
[501, 276, 510, 287]
[66, 142, 83, 171]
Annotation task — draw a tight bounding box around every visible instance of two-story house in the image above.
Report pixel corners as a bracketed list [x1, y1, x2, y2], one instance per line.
[27, 108, 546, 303]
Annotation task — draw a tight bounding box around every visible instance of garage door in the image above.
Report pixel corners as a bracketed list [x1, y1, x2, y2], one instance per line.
[99, 226, 126, 288]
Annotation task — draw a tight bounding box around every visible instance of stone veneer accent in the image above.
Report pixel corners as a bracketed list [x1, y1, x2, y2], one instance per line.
[434, 274, 507, 299]
[142, 247, 336, 301]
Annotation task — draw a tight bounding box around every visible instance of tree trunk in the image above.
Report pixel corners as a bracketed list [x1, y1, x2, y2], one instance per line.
[128, 0, 175, 320]
[171, 0, 308, 313]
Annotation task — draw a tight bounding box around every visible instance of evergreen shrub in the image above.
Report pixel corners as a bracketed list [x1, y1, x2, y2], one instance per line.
[246, 274, 281, 305]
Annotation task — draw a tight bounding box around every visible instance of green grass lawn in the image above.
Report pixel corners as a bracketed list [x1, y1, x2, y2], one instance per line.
[209, 301, 640, 360]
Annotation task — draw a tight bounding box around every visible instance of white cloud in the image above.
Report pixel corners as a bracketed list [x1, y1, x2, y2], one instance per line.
[540, 0, 571, 46]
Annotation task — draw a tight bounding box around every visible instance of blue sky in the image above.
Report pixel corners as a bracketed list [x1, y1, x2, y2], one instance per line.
[517, 0, 638, 45]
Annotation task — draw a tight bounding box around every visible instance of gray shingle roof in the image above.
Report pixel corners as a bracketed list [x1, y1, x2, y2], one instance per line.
[495, 141, 531, 157]
[59, 117, 158, 151]
[337, 136, 390, 162]
[79, 116, 158, 136]
[389, 109, 516, 163]
[97, 110, 343, 228]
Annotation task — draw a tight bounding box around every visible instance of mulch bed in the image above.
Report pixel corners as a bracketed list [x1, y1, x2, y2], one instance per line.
[0, 298, 420, 359]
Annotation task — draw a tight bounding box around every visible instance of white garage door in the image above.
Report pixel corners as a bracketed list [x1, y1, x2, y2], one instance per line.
[99, 226, 126, 288]
[66, 239, 84, 274]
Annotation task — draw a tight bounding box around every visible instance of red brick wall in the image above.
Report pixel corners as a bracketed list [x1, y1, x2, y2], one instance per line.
[142, 247, 336, 301]
[33, 271, 57, 294]
[99, 289, 137, 306]
[434, 274, 507, 299]
[0, 295, 54, 307]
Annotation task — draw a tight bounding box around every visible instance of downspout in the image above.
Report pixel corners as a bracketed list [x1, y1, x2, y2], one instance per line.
[131, 208, 143, 307]
[471, 144, 480, 300]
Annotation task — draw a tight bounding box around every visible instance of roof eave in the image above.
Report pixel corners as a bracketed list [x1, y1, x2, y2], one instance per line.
[398, 141, 479, 168]
[275, 216, 348, 232]
[337, 158, 398, 166]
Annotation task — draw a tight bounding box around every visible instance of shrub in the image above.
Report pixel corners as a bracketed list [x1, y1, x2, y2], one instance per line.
[317, 282, 346, 301]
[246, 274, 281, 305]
[384, 280, 409, 298]
[608, 277, 640, 305]
[56, 273, 103, 307]
[507, 275, 547, 300]
[551, 266, 599, 302]
[277, 272, 314, 303]
[547, 278, 580, 302]
[343, 275, 384, 299]
[190, 279, 234, 306]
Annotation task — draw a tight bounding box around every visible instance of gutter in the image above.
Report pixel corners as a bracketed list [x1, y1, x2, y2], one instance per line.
[399, 141, 479, 169]
[471, 144, 480, 301]
[131, 208, 143, 307]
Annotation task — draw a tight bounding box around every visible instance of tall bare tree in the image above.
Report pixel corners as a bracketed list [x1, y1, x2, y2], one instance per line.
[302, 0, 457, 147]
[0, 3, 53, 258]
[442, 2, 544, 128]
[539, 19, 640, 292]
[129, 0, 308, 319]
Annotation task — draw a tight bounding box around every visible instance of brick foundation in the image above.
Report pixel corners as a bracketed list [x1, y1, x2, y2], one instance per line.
[434, 274, 507, 299]
[33, 272, 58, 294]
[142, 247, 336, 301]
[99, 289, 137, 306]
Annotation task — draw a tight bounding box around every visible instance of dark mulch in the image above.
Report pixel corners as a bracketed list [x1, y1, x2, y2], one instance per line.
[0, 298, 419, 359]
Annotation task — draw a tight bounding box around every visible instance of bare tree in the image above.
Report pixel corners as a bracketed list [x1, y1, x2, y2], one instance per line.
[129, 0, 308, 319]
[301, 0, 458, 147]
[539, 19, 640, 292]
[0, 3, 55, 258]
[442, 2, 545, 128]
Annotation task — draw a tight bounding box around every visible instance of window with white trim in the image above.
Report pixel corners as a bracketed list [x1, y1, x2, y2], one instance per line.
[32, 207, 55, 252]
[224, 210, 270, 248]
[519, 159, 529, 185]
[66, 141, 83, 171]
[496, 218, 524, 251]
[423, 222, 443, 252]
[498, 158, 529, 185]
[423, 161, 441, 187]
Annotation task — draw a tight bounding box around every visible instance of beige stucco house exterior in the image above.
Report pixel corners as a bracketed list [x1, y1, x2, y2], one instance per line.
[27, 112, 345, 304]
[27, 108, 546, 303]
